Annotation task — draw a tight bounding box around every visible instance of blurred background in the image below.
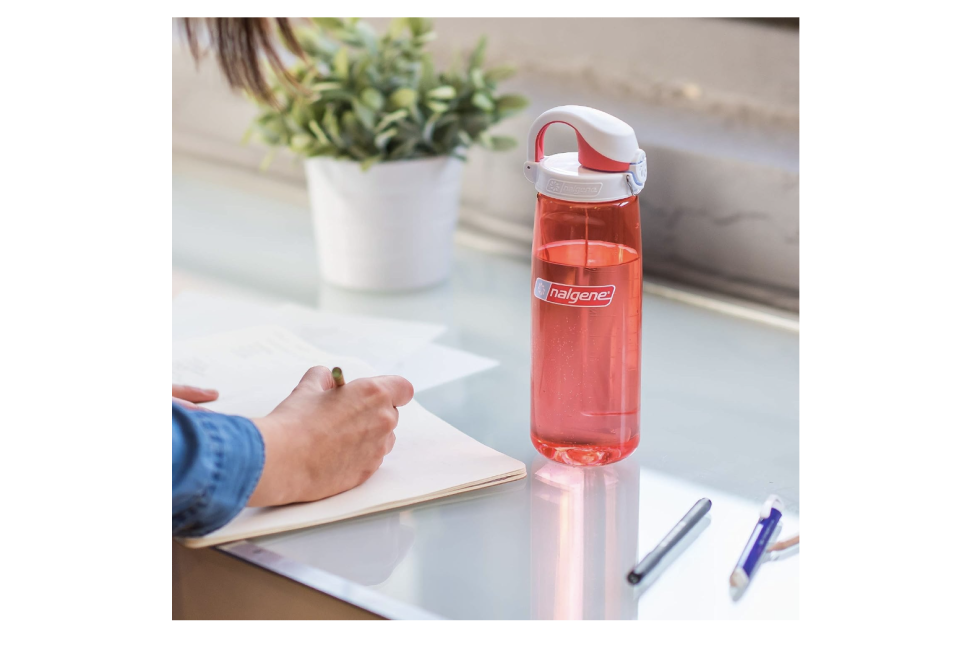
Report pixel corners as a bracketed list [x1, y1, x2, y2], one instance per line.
[173, 18, 798, 311]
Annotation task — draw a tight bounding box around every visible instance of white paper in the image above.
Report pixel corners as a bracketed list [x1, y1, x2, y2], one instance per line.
[277, 302, 446, 374]
[631, 470, 800, 619]
[173, 291, 446, 372]
[173, 326, 526, 547]
[172, 325, 374, 417]
[393, 343, 499, 393]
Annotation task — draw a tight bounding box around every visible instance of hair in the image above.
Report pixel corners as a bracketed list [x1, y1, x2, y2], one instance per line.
[179, 18, 304, 104]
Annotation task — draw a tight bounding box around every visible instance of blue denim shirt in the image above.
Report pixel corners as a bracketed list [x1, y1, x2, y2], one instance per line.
[172, 404, 265, 537]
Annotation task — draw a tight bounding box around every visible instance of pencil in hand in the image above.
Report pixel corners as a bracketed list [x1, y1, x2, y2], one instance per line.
[331, 366, 346, 388]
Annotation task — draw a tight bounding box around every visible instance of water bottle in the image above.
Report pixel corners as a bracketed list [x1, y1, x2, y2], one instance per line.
[524, 106, 647, 466]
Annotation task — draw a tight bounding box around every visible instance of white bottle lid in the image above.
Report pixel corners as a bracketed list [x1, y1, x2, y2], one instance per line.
[523, 105, 647, 203]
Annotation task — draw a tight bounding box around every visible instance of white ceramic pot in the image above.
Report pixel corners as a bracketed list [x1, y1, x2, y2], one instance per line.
[304, 156, 464, 291]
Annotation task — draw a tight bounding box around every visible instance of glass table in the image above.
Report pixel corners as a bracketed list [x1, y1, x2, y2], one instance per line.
[173, 165, 799, 619]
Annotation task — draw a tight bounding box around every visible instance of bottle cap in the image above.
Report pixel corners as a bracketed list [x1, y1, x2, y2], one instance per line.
[524, 105, 647, 202]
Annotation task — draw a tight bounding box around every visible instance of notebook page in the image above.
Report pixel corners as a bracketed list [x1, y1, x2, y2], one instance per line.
[173, 326, 526, 547]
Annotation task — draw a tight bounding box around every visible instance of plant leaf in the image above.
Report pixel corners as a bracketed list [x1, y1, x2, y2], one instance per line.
[389, 87, 419, 108]
[360, 155, 383, 171]
[419, 53, 436, 92]
[312, 18, 345, 30]
[484, 65, 516, 83]
[496, 93, 529, 114]
[322, 108, 343, 147]
[351, 99, 377, 130]
[375, 109, 409, 131]
[408, 17, 432, 37]
[290, 133, 314, 153]
[422, 111, 443, 142]
[291, 101, 312, 128]
[469, 36, 487, 70]
[470, 68, 485, 89]
[488, 135, 516, 151]
[360, 87, 385, 111]
[374, 127, 398, 150]
[471, 92, 494, 112]
[389, 137, 419, 160]
[333, 48, 349, 78]
[427, 85, 456, 100]
[388, 18, 409, 39]
[355, 21, 379, 53]
[308, 120, 331, 145]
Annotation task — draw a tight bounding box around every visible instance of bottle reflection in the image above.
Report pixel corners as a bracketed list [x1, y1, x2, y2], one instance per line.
[531, 456, 640, 619]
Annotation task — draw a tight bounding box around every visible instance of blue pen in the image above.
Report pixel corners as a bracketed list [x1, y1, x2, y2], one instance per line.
[730, 495, 784, 590]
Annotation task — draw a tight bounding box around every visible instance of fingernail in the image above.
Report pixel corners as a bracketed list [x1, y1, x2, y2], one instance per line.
[201, 388, 218, 395]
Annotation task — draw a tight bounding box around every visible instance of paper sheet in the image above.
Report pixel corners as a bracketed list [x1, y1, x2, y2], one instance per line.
[173, 291, 446, 372]
[392, 343, 499, 393]
[629, 469, 800, 619]
[173, 290, 497, 392]
[173, 326, 526, 547]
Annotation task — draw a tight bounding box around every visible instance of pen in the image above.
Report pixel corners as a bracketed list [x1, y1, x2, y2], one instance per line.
[730, 494, 784, 590]
[627, 498, 712, 585]
[331, 366, 346, 387]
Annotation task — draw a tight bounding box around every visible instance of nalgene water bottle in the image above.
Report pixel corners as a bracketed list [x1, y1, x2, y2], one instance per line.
[525, 106, 647, 466]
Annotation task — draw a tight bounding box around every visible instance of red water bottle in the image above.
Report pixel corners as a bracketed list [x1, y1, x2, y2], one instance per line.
[525, 106, 648, 466]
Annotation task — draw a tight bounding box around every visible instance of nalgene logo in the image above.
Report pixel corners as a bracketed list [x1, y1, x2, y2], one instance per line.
[533, 278, 615, 307]
[545, 179, 602, 197]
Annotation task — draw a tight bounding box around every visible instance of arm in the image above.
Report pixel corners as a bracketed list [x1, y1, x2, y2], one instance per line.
[172, 366, 414, 536]
[172, 404, 264, 537]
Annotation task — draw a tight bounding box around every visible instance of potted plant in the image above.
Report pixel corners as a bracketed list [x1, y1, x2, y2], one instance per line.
[246, 17, 528, 291]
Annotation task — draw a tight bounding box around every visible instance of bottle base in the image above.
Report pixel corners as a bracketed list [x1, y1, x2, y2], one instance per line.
[532, 434, 638, 466]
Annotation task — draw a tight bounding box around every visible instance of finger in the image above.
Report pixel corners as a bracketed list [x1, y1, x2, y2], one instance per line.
[173, 397, 201, 410]
[296, 366, 335, 392]
[382, 405, 399, 430]
[374, 375, 415, 407]
[172, 384, 219, 403]
[384, 431, 396, 455]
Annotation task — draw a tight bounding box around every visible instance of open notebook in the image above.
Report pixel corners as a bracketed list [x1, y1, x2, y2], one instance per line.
[174, 326, 527, 548]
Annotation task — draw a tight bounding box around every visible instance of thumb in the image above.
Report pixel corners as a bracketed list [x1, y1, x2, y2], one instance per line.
[296, 366, 335, 392]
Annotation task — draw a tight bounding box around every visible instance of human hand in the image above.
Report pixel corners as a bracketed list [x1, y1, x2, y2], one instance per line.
[172, 384, 219, 410]
[248, 366, 414, 507]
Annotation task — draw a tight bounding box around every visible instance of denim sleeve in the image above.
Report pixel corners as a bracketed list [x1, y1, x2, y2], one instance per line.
[172, 403, 265, 537]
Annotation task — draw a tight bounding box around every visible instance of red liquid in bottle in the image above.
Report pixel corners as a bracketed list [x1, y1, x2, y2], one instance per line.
[531, 195, 642, 466]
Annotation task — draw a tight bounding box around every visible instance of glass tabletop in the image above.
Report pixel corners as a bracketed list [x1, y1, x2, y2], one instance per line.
[174, 168, 798, 619]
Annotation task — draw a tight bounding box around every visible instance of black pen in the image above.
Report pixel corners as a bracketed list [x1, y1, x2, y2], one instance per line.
[627, 498, 712, 585]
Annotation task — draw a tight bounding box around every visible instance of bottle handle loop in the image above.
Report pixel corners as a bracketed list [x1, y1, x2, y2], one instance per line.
[527, 106, 641, 172]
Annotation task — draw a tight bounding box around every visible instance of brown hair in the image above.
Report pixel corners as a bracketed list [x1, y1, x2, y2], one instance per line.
[179, 18, 304, 103]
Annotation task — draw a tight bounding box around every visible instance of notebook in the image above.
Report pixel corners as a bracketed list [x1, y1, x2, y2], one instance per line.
[173, 325, 527, 548]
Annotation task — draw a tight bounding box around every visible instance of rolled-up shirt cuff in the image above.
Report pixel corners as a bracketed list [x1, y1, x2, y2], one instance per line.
[173, 407, 265, 537]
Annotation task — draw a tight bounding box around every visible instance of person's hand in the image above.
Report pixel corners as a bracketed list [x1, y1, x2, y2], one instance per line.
[248, 366, 414, 507]
[173, 384, 219, 410]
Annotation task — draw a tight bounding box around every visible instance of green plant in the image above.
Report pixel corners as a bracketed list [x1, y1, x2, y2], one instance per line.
[245, 17, 529, 170]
